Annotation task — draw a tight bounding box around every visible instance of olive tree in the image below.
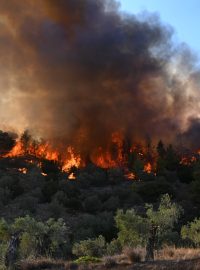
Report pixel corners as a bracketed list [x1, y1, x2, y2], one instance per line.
[115, 194, 182, 261]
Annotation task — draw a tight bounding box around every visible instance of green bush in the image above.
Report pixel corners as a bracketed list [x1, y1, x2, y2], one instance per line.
[106, 239, 122, 255]
[0, 243, 8, 268]
[115, 209, 148, 247]
[181, 218, 200, 247]
[72, 235, 106, 257]
[74, 256, 101, 264]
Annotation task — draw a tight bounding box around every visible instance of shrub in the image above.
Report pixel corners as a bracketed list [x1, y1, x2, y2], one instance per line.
[84, 196, 102, 213]
[181, 218, 200, 247]
[0, 243, 8, 268]
[115, 209, 149, 247]
[72, 236, 106, 257]
[102, 196, 119, 212]
[123, 247, 142, 263]
[106, 239, 122, 256]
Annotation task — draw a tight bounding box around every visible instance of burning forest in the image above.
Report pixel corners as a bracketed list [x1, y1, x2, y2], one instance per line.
[0, 0, 199, 159]
[1, 1, 200, 268]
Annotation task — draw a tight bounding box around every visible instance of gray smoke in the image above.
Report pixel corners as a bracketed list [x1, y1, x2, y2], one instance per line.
[0, 0, 199, 152]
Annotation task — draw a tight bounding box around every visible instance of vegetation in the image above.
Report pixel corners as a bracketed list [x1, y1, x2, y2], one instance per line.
[0, 134, 200, 268]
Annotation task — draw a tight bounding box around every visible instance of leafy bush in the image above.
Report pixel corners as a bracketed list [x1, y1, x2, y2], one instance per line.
[181, 218, 200, 247]
[135, 181, 174, 203]
[11, 215, 70, 259]
[0, 243, 8, 268]
[115, 209, 149, 247]
[106, 239, 122, 256]
[72, 236, 106, 257]
[74, 256, 101, 264]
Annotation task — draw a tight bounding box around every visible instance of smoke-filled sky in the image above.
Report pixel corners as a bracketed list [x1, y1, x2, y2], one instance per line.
[0, 0, 200, 149]
[120, 0, 200, 54]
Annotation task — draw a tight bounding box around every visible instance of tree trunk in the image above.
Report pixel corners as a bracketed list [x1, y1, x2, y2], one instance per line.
[5, 233, 20, 270]
[145, 224, 158, 261]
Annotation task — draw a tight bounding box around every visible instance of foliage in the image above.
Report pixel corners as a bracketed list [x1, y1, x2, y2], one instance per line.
[181, 218, 200, 247]
[74, 256, 101, 264]
[106, 239, 122, 255]
[84, 195, 102, 213]
[72, 235, 106, 257]
[146, 194, 182, 233]
[0, 243, 8, 268]
[0, 219, 10, 242]
[115, 194, 182, 248]
[115, 209, 149, 247]
[0, 216, 70, 260]
[135, 180, 174, 202]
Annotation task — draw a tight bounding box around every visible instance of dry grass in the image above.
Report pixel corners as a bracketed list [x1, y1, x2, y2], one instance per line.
[103, 256, 117, 268]
[155, 246, 200, 261]
[123, 247, 143, 263]
[17, 258, 76, 270]
[16, 248, 200, 270]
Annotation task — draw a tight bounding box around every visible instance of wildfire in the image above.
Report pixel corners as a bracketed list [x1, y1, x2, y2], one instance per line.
[144, 162, 152, 174]
[125, 172, 136, 180]
[62, 147, 81, 172]
[2, 131, 159, 176]
[68, 172, 76, 180]
[180, 156, 197, 165]
[18, 168, 27, 174]
[93, 132, 125, 168]
[5, 140, 81, 172]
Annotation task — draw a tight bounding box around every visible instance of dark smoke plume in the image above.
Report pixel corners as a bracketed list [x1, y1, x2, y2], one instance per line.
[0, 0, 199, 151]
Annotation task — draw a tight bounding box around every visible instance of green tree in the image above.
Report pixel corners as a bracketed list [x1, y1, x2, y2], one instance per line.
[115, 209, 149, 247]
[12, 215, 70, 259]
[146, 194, 182, 244]
[181, 218, 200, 247]
[115, 194, 182, 260]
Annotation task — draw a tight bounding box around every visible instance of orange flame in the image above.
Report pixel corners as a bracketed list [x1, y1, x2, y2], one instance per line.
[5, 141, 81, 172]
[18, 167, 27, 174]
[68, 172, 76, 180]
[3, 131, 160, 175]
[144, 162, 152, 173]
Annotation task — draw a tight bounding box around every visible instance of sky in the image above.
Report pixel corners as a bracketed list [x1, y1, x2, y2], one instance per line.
[119, 0, 200, 55]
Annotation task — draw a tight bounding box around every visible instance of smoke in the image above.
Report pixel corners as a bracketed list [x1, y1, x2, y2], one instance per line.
[0, 0, 199, 151]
